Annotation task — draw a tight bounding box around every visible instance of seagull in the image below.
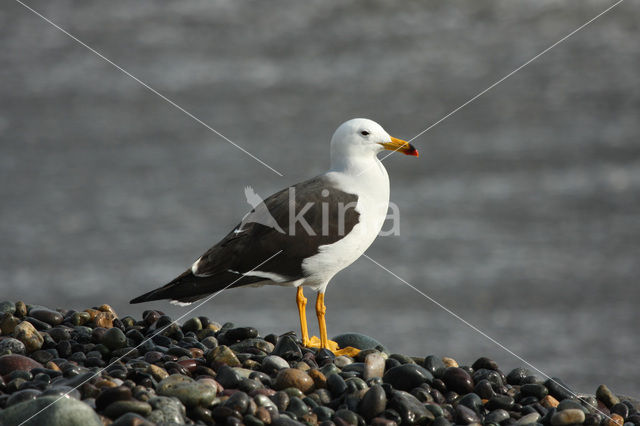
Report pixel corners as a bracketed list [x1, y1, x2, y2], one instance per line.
[130, 118, 418, 355]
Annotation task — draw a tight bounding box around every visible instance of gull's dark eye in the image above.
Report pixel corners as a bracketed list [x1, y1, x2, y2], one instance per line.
[360, 130, 370, 136]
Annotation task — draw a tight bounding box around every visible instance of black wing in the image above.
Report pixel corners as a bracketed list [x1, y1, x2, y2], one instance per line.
[130, 175, 359, 304]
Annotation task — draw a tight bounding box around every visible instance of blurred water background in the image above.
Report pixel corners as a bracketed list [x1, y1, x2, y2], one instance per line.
[1, 1, 638, 395]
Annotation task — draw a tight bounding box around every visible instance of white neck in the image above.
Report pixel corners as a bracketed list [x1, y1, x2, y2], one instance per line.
[330, 150, 384, 175]
[327, 152, 390, 208]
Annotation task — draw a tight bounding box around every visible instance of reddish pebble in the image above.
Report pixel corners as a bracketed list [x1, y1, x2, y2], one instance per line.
[372, 417, 398, 426]
[177, 359, 199, 373]
[249, 388, 277, 397]
[189, 348, 204, 358]
[608, 414, 624, 426]
[255, 406, 271, 424]
[94, 311, 116, 328]
[274, 368, 315, 394]
[542, 395, 559, 408]
[45, 361, 61, 372]
[308, 368, 327, 389]
[0, 354, 43, 376]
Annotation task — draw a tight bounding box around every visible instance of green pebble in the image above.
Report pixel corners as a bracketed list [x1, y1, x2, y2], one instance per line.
[182, 317, 202, 333]
[104, 400, 152, 419]
[102, 328, 127, 350]
[0, 395, 101, 426]
[0, 301, 15, 315]
[283, 386, 305, 399]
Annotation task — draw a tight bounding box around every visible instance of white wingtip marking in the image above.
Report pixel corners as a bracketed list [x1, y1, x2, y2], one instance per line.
[170, 300, 192, 307]
[243, 270, 288, 283]
[191, 257, 201, 274]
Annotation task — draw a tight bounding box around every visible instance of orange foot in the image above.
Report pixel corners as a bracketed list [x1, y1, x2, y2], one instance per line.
[306, 335, 360, 357]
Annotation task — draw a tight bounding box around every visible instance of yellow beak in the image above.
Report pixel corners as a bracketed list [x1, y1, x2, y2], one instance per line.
[379, 137, 419, 157]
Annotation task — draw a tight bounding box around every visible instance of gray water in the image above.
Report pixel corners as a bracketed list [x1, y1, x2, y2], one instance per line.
[1, 1, 639, 396]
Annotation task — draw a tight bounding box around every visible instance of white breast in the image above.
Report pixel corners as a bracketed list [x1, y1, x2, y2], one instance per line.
[301, 158, 390, 291]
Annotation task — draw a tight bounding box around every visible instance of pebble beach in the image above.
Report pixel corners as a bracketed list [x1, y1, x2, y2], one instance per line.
[0, 301, 637, 426]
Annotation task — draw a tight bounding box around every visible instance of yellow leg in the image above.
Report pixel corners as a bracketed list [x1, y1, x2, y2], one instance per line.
[296, 287, 310, 347]
[316, 292, 329, 348]
[305, 292, 360, 357]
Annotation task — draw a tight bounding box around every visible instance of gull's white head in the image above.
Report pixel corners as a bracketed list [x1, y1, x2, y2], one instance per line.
[330, 118, 418, 170]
